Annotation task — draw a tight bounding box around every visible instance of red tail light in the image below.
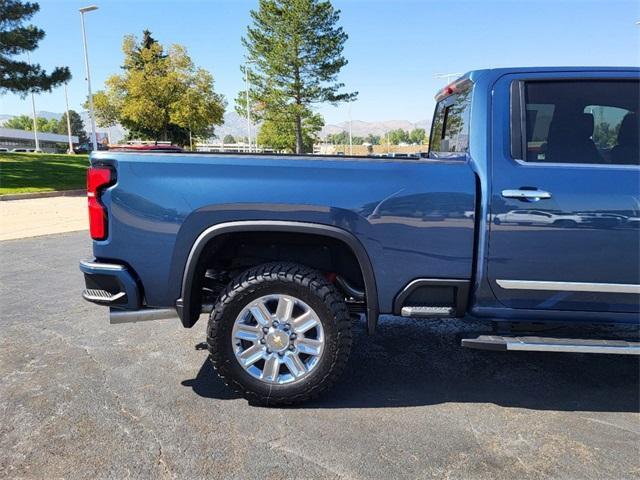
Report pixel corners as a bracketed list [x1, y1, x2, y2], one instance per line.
[87, 167, 114, 240]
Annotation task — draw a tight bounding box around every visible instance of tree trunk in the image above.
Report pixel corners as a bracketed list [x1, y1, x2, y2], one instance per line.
[294, 113, 304, 154]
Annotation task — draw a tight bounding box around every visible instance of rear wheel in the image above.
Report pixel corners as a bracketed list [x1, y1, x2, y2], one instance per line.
[207, 263, 352, 405]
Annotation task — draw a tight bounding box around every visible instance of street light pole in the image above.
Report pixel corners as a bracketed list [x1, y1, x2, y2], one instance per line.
[80, 5, 99, 152]
[244, 62, 254, 153]
[29, 90, 40, 151]
[348, 103, 353, 155]
[27, 53, 40, 152]
[244, 60, 258, 152]
[64, 83, 74, 153]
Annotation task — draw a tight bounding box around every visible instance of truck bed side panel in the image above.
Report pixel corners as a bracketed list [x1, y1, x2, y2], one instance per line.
[92, 153, 476, 313]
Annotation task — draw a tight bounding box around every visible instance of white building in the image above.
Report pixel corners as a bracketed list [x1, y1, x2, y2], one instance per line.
[0, 127, 78, 153]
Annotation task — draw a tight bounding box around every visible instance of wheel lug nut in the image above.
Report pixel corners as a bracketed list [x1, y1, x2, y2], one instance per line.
[272, 320, 279, 326]
[278, 352, 284, 357]
[290, 333, 297, 339]
[260, 339, 265, 344]
[288, 345, 295, 351]
[266, 348, 272, 354]
[262, 327, 269, 333]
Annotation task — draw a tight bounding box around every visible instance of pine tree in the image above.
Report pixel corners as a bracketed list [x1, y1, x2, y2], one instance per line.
[0, 0, 70, 94]
[125, 29, 166, 71]
[237, 0, 356, 154]
[57, 110, 88, 144]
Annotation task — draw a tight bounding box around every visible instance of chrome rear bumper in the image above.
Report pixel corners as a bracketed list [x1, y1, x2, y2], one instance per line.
[80, 259, 141, 310]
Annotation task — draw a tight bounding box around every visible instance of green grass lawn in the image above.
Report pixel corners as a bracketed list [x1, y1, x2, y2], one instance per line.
[0, 152, 89, 195]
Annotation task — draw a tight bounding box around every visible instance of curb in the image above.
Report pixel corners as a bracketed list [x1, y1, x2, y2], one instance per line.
[0, 189, 85, 201]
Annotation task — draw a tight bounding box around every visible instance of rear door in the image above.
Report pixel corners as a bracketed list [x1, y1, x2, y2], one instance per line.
[488, 72, 640, 313]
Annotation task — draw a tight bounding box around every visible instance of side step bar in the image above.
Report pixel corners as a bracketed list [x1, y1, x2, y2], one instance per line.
[110, 308, 178, 324]
[462, 335, 640, 355]
[109, 304, 214, 325]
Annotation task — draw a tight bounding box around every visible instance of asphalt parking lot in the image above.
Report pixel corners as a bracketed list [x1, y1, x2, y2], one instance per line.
[1, 231, 639, 479]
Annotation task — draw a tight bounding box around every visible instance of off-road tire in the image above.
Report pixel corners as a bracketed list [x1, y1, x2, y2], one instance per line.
[207, 262, 352, 405]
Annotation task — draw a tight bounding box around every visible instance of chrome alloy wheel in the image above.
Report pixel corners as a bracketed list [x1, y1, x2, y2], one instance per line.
[231, 294, 325, 384]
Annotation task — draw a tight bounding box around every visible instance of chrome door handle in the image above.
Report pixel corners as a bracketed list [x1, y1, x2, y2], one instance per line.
[501, 189, 552, 200]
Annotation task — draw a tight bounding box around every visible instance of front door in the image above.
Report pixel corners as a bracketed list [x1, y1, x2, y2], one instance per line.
[488, 72, 640, 313]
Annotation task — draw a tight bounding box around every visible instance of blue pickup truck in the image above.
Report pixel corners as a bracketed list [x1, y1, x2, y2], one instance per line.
[81, 67, 640, 404]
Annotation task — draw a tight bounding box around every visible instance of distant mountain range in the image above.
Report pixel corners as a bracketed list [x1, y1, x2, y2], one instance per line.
[215, 112, 431, 140]
[212, 112, 250, 139]
[0, 110, 63, 123]
[33, 110, 62, 121]
[0, 110, 430, 142]
[321, 119, 431, 137]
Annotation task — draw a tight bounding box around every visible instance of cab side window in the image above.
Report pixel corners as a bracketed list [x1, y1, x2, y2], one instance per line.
[515, 80, 639, 165]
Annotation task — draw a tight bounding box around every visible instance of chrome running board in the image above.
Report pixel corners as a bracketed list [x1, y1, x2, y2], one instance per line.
[401, 306, 455, 317]
[462, 335, 640, 355]
[109, 308, 178, 324]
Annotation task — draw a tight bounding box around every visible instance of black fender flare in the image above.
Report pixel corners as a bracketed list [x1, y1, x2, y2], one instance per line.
[177, 220, 379, 333]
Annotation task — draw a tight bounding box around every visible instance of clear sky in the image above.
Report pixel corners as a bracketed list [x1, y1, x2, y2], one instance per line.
[1, 0, 639, 125]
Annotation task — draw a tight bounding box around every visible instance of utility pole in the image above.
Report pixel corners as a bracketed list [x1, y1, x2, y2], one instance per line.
[27, 53, 40, 152]
[64, 83, 74, 153]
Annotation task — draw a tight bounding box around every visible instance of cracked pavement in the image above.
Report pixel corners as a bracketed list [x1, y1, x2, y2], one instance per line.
[1, 232, 639, 479]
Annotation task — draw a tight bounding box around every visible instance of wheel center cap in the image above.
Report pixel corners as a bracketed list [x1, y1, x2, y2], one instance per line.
[265, 330, 289, 352]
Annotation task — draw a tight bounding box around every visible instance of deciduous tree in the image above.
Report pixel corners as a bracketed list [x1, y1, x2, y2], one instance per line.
[326, 130, 349, 145]
[388, 128, 409, 145]
[365, 134, 380, 145]
[409, 128, 426, 145]
[257, 111, 323, 152]
[5, 114, 57, 132]
[91, 31, 225, 145]
[3, 114, 32, 130]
